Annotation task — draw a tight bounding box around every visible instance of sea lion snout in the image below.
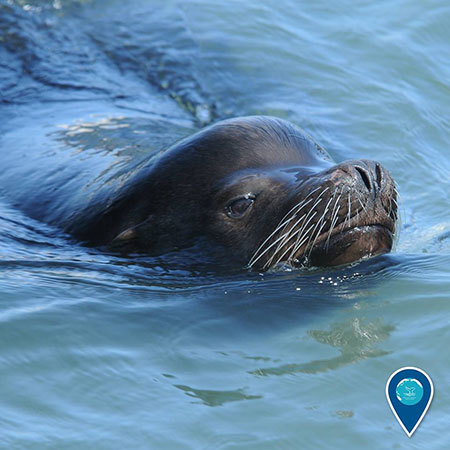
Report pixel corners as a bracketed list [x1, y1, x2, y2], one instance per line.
[327, 160, 391, 197]
[246, 156, 398, 270]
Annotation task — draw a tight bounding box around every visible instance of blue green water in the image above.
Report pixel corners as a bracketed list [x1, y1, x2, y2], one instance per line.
[1, 0, 450, 448]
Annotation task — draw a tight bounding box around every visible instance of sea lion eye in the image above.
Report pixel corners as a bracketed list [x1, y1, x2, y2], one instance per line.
[226, 195, 255, 218]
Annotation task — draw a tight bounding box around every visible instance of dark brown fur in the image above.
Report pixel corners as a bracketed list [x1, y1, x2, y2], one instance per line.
[62, 116, 397, 270]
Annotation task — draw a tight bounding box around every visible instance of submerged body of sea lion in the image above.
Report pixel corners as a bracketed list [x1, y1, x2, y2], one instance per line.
[3, 116, 398, 270]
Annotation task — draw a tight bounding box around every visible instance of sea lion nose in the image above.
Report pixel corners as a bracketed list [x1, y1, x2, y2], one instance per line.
[356, 160, 386, 193]
[333, 160, 385, 196]
[353, 164, 373, 192]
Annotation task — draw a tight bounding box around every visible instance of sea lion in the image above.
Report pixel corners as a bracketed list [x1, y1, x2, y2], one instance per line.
[59, 115, 397, 270]
[2, 116, 398, 270]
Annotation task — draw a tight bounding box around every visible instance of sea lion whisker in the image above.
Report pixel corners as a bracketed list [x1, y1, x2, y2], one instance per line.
[356, 193, 367, 215]
[285, 185, 334, 262]
[306, 218, 328, 260]
[276, 186, 323, 224]
[269, 208, 323, 267]
[324, 190, 341, 249]
[324, 186, 338, 220]
[248, 213, 308, 267]
[248, 195, 319, 267]
[393, 187, 402, 230]
[268, 192, 326, 264]
[277, 196, 314, 224]
[282, 188, 329, 254]
[248, 194, 320, 266]
[387, 191, 393, 218]
[273, 196, 314, 233]
[248, 211, 301, 266]
[304, 208, 328, 258]
[266, 215, 315, 268]
[271, 221, 317, 267]
[270, 213, 308, 260]
[343, 191, 352, 230]
[281, 194, 326, 259]
[326, 204, 341, 251]
[291, 190, 335, 260]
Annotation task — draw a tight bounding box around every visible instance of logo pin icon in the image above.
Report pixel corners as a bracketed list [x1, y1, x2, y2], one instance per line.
[386, 367, 434, 437]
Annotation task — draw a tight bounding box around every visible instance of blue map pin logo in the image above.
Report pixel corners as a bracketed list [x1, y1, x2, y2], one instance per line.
[386, 367, 434, 437]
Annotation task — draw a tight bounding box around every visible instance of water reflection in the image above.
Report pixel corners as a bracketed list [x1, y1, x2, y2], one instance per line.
[249, 318, 394, 376]
[174, 385, 262, 407]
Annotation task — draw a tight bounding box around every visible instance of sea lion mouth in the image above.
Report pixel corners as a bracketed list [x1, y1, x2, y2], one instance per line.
[299, 224, 394, 267]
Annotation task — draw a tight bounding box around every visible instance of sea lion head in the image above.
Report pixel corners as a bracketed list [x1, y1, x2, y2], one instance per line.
[111, 116, 398, 270]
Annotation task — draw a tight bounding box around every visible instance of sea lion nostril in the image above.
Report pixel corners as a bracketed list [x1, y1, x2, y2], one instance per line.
[355, 166, 372, 191]
[375, 163, 383, 189]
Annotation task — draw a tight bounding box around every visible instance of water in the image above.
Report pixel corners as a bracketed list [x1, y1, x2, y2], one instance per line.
[1, 0, 450, 448]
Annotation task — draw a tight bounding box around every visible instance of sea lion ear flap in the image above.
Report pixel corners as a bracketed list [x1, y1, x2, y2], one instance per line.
[109, 216, 155, 252]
